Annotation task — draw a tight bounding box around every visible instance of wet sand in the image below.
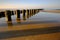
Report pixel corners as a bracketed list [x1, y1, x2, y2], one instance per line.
[0, 22, 60, 32]
[0, 11, 60, 40]
[0, 22, 60, 40]
[2, 32, 60, 40]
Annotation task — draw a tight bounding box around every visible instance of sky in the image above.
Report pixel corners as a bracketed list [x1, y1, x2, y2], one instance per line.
[0, 0, 60, 9]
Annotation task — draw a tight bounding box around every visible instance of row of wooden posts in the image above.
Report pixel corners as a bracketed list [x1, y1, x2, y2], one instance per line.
[4, 9, 40, 21]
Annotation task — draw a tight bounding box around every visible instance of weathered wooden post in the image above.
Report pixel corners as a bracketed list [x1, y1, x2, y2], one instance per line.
[37, 9, 39, 12]
[23, 9, 26, 20]
[31, 9, 32, 16]
[26, 9, 30, 18]
[33, 9, 34, 14]
[29, 9, 30, 16]
[31, 9, 33, 16]
[35, 9, 37, 13]
[15, 10, 21, 23]
[38, 9, 40, 13]
[30, 9, 31, 16]
[32, 9, 33, 15]
[11, 11, 14, 15]
[38, 9, 40, 12]
[0, 12, 1, 18]
[5, 10, 12, 22]
[16, 10, 20, 19]
[34, 9, 36, 14]
[36, 9, 38, 13]
[0, 12, 5, 18]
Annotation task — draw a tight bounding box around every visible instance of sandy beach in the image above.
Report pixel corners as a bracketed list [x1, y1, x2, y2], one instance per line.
[0, 10, 60, 40]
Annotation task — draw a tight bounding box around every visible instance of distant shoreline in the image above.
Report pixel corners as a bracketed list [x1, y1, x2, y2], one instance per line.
[42, 10, 60, 13]
[0, 9, 60, 13]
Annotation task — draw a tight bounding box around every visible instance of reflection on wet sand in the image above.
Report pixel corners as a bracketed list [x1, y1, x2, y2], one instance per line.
[7, 21, 13, 28]
[16, 19, 21, 23]
[0, 26, 60, 39]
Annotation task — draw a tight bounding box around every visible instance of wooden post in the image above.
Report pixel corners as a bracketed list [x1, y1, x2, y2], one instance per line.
[0, 12, 5, 18]
[26, 9, 29, 18]
[31, 9, 32, 16]
[36, 9, 37, 13]
[33, 9, 34, 14]
[16, 10, 20, 19]
[34, 9, 36, 14]
[11, 11, 14, 15]
[30, 9, 31, 16]
[31, 9, 33, 16]
[23, 9, 26, 20]
[5, 10, 12, 21]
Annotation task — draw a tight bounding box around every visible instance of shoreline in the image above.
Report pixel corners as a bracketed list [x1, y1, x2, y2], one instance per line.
[42, 10, 60, 13]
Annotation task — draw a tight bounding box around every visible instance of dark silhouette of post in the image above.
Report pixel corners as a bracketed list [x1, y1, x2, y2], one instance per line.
[31, 9, 32, 16]
[5, 10, 12, 22]
[37, 9, 39, 12]
[20, 10, 22, 13]
[38, 9, 40, 12]
[32, 9, 34, 15]
[33, 9, 35, 15]
[0, 12, 5, 18]
[30, 9, 31, 16]
[26, 9, 30, 18]
[35, 9, 37, 13]
[16, 10, 20, 19]
[23, 10, 26, 20]
[31, 9, 34, 16]
[36, 9, 38, 13]
[11, 11, 14, 15]
[28, 10, 30, 17]
[32, 9, 34, 14]
[34, 9, 36, 15]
